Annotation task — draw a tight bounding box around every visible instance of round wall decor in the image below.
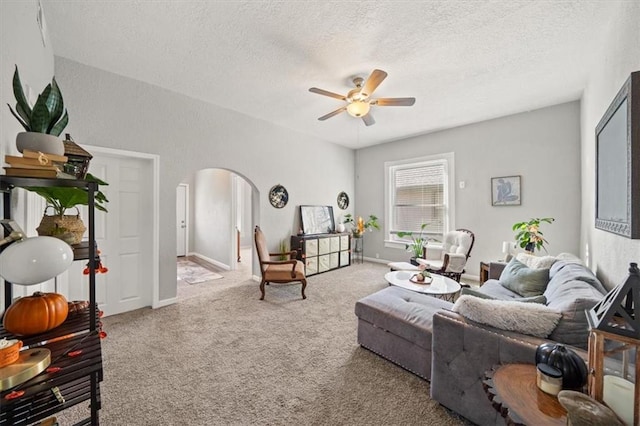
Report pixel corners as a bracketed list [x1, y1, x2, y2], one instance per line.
[269, 184, 289, 208]
[337, 191, 349, 210]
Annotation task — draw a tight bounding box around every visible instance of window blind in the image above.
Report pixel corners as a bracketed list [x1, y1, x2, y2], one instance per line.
[391, 162, 445, 235]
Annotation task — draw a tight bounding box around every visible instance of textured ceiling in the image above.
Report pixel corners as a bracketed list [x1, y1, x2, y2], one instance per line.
[41, 1, 617, 149]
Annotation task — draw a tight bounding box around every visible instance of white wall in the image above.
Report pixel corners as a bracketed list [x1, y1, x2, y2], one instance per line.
[193, 168, 233, 267]
[53, 57, 355, 303]
[355, 102, 582, 277]
[0, 1, 57, 309]
[580, 1, 640, 290]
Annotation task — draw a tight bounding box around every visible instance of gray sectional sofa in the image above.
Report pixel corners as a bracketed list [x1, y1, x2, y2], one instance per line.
[355, 257, 607, 425]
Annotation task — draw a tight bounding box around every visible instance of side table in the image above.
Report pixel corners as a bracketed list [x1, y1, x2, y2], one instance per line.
[479, 261, 490, 285]
[483, 364, 567, 425]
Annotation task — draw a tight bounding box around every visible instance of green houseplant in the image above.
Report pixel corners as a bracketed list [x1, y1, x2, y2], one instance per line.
[25, 174, 109, 245]
[7, 65, 69, 155]
[397, 223, 431, 258]
[343, 214, 380, 237]
[512, 217, 554, 253]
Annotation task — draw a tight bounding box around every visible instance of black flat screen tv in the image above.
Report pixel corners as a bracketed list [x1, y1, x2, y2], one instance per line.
[300, 205, 335, 235]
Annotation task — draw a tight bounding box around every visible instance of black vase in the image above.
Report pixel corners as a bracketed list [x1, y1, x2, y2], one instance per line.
[535, 343, 588, 389]
[525, 242, 535, 253]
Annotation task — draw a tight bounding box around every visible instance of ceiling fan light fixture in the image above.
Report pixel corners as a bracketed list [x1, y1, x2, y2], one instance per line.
[347, 101, 370, 117]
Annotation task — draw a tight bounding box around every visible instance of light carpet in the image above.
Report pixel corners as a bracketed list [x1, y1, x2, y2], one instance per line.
[177, 259, 223, 284]
[58, 262, 467, 425]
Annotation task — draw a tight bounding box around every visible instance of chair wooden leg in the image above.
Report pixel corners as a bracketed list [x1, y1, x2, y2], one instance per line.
[260, 280, 266, 300]
[300, 279, 307, 300]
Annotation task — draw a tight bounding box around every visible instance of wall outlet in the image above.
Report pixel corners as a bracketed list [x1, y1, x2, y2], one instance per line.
[375, 253, 379, 259]
[459, 181, 466, 189]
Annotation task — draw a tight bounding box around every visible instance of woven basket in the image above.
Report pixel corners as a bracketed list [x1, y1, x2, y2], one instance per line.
[36, 206, 86, 245]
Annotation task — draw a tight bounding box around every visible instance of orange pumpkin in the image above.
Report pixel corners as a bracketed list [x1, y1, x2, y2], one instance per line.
[3, 292, 69, 336]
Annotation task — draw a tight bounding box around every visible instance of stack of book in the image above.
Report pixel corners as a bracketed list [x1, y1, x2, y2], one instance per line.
[3, 150, 73, 178]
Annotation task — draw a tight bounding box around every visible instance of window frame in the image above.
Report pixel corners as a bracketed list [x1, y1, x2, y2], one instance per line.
[384, 152, 455, 250]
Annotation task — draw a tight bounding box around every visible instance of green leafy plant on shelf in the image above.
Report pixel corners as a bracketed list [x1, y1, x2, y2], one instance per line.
[25, 173, 109, 215]
[512, 217, 554, 253]
[7, 65, 69, 136]
[397, 223, 433, 258]
[343, 214, 380, 237]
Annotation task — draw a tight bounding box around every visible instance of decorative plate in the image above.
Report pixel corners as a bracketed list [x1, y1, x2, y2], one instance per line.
[269, 184, 288, 208]
[337, 191, 349, 210]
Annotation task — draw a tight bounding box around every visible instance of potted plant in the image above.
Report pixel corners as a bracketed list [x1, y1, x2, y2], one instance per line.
[343, 214, 380, 237]
[25, 174, 109, 245]
[397, 223, 432, 263]
[512, 217, 554, 253]
[7, 65, 69, 156]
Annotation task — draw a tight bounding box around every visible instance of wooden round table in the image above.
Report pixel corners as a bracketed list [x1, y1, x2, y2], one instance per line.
[483, 364, 567, 425]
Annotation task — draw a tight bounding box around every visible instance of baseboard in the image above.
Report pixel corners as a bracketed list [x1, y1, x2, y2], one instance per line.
[189, 252, 231, 271]
[251, 275, 260, 282]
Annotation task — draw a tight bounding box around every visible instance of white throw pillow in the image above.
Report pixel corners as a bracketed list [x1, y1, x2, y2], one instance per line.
[452, 295, 561, 338]
[516, 252, 557, 269]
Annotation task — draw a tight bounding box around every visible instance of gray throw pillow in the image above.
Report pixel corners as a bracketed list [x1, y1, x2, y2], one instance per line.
[499, 258, 550, 297]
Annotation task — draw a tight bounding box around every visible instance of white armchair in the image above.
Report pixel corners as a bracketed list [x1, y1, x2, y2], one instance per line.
[416, 229, 475, 282]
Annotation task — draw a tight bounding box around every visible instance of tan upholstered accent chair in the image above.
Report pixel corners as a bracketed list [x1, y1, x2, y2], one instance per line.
[416, 229, 475, 282]
[254, 226, 307, 300]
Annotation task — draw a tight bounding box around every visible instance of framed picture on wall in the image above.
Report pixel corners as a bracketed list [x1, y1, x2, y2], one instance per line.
[491, 175, 521, 206]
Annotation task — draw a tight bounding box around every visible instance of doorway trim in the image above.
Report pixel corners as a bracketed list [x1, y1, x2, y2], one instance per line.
[85, 145, 162, 309]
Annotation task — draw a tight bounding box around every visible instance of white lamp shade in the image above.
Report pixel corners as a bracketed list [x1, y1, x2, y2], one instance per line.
[0, 236, 73, 285]
[347, 101, 371, 117]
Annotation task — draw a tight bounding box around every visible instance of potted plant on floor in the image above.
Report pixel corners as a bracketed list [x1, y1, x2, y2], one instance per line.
[397, 223, 432, 265]
[25, 173, 109, 245]
[7, 65, 69, 156]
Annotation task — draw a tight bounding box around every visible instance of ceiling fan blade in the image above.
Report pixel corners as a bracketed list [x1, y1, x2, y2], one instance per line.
[373, 97, 416, 106]
[360, 69, 388, 98]
[318, 106, 347, 121]
[362, 113, 375, 126]
[309, 87, 346, 100]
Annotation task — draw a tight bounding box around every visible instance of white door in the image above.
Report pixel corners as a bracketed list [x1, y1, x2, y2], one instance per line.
[176, 184, 188, 257]
[67, 154, 154, 316]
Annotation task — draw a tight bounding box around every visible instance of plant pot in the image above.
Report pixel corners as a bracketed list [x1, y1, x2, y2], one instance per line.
[36, 207, 86, 245]
[16, 132, 65, 156]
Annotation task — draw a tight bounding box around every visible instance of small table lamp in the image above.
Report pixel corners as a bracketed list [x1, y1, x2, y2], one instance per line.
[0, 220, 73, 286]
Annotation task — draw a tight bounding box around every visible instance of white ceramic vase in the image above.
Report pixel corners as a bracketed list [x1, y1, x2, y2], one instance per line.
[16, 132, 65, 156]
[336, 223, 346, 233]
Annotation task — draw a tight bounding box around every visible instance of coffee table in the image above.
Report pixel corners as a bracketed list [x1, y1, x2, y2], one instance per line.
[384, 270, 461, 301]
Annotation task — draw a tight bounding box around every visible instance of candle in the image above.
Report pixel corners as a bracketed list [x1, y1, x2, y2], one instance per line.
[536, 363, 562, 396]
[603, 375, 634, 425]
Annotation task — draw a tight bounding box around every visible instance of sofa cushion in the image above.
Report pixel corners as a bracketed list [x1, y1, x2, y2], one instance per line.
[354, 286, 452, 350]
[499, 258, 550, 297]
[544, 261, 606, 348]
[452, 295, 561, 338]
[461, 287, 546, 304]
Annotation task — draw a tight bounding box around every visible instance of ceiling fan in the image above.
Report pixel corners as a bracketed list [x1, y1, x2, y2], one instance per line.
[309, 69, 415, 126]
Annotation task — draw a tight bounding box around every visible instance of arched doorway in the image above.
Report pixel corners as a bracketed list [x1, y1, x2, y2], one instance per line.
[176, 168, 258, 295]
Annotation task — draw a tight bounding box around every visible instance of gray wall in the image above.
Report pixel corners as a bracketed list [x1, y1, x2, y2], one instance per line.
[52, 57, 354, 303]
[355, 101, 582, 277]
[193, 168, 233, 267]
[580, 1, 640, 290]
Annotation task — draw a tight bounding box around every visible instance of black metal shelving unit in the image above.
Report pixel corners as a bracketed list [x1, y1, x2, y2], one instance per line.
[0, 176, 103, 425]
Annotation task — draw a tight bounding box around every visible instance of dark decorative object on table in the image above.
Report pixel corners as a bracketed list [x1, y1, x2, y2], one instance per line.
[535, 343, 588, 389]
[268, 184, 288, 208]
[337, 191, 349, 209]
[62, 133, 93, 178]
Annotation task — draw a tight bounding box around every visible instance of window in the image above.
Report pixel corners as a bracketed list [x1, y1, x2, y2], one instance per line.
[384, 153, 455, 248]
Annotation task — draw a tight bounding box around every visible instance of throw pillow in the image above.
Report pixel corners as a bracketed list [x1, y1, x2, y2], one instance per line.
[499, 258, 550, 297]
[516, 252, 557, 269]
[452, 295, 561, 338]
